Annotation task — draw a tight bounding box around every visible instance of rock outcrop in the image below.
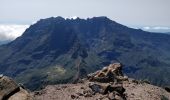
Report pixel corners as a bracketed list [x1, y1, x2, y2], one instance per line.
[0, 75, 33, 100]
[87, 63, 127, 99]
[33, 63, 170, 100]
[87, 63, 128, 82]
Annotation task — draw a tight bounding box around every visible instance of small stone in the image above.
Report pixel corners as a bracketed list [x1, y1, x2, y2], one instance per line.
[89, 83, 102, 93]
[131, 93, 135, 95]
[71, 94, 78, 99]
[80, 87, 84, 89]
[102, 97, 110, 100]
[34, 91, 42, 95]
[115, 95, 124, 100]
[61, 86, 67, 88]
[76, 92, 83, 96]
[83, 90, 93, 97]
[84, 93, 92, 97]
[164, 87, 170, 93]
[55, 87, 61, 90]
[108, 92, 115, 100]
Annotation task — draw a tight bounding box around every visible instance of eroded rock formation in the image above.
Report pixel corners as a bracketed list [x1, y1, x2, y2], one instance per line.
[86, 63, 128, 99]
[0, 75, 33, 100]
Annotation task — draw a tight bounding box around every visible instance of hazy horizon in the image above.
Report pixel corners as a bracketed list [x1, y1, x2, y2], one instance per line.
[1, 0, 170, 26]
[1, 0, 170, 41]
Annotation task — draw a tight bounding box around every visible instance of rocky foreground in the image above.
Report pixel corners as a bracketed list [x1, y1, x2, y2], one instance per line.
[33, 63, 170, 100]
[0, 63, 170, 100]
[0, 75, 33, 100]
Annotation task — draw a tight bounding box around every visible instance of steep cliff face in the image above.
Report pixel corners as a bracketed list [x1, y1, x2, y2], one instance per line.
[0, 17, 170, 90]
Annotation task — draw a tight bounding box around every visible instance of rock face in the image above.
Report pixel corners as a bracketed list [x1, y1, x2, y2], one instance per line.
[87, 63, 128, 83]
[87, 63, 127, 99]
[0, 75, 33, 100]
[33, 63, 170, 100]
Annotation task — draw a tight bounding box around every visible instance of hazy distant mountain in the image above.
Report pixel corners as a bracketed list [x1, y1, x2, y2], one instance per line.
[0, 16, 170, 90]
[0, 40, 11, 45]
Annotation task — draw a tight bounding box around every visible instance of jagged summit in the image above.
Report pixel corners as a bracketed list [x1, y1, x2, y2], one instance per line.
[38, 16, 111, 21]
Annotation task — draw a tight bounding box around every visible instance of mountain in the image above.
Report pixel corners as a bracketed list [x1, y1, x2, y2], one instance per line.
[0, 40, 11, 45]
[0, 16, 170, 90]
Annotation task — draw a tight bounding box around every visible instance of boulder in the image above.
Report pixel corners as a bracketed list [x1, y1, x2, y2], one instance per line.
[87, 63, 127, 100]
[0, 75, 19, 100]
[0, 75, 33, 100]
[164, 86, 170, 93]
[88, 63, 128, 83]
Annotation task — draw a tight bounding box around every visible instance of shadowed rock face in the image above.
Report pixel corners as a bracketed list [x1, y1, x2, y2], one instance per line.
[0, 75, 33, 100]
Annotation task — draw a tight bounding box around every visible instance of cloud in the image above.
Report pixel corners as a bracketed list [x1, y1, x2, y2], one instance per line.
[142, 26, 170, 33]
[152, 27, 170, 30]
[143, 27, 151, 30]
[143, 26, 170, 30]
[64, 16, 78, 20]
[0, 24, 29, 41]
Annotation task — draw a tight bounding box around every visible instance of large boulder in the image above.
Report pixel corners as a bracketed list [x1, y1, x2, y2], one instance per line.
[0, 75, 33, 100]
[87, 63, 128, 83]
[87, 63, 127, 100]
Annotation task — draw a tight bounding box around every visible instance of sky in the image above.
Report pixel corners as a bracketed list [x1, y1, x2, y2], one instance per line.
[0, 25, 29, 41]
[0, 0, 170, 41]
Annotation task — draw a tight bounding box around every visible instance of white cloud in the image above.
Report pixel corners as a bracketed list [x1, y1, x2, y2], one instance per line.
[143, 27, 151, 30]
[0, 24, 29, 41]
[142, 26, 170, 33]
[64, 16, 78, 20]
[152, 27, 170, 30]
[143, 26, 170, 30]
[71, 16, 78, 20]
